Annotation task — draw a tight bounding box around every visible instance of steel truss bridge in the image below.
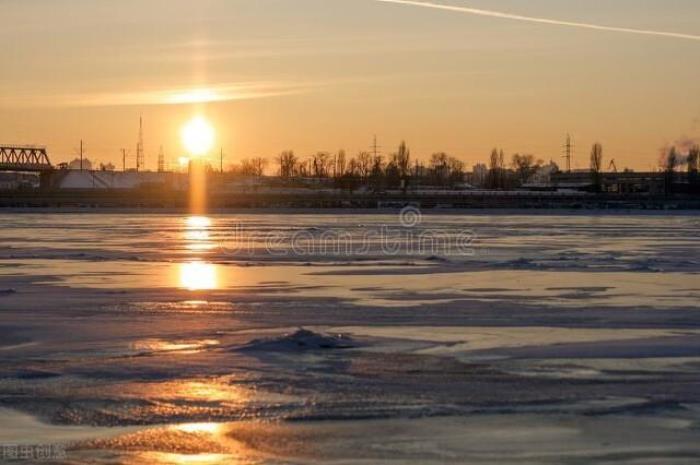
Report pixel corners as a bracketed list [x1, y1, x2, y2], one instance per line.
[0, 145, 53, 172]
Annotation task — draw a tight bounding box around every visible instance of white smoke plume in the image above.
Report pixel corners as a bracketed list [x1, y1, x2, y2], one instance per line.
[375, 0, 700, 42]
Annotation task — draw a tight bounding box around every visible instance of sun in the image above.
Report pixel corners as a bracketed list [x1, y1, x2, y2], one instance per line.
[181, 116, 215, 156]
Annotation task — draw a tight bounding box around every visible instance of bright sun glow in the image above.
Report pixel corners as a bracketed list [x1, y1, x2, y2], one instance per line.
[173, 422, 222, 434]
[182, 116, 215, 156]
[186, 216, 212, 228]
[179, 262, 218, 291]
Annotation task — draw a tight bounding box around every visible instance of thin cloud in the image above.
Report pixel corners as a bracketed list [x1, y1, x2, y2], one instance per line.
[376, 0, 700, 42]
[0, 81, 314, 108]
[82, 82, 310, 107]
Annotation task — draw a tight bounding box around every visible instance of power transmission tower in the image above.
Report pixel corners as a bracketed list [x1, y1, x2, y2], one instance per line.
[563, 134, 574, 172]
[136, 116, 145, 172]
[370, 135, 382, 160]
[157, 146, 165, 173]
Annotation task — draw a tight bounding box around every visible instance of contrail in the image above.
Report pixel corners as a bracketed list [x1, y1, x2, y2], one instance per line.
[375, 0, 700, 42]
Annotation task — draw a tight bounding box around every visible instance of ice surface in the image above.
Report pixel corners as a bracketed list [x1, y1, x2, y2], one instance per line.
[1, 212, 700, 464]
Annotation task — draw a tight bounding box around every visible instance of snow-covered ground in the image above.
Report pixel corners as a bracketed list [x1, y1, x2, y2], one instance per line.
[1, 212, 699, 464]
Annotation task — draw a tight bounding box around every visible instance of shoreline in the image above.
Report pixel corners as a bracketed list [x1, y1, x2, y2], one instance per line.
[2, 189, 700, 212]
[2, 207, 700, 215]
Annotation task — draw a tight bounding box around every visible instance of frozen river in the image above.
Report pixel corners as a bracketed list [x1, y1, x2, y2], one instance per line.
[1, 211, 700, 464]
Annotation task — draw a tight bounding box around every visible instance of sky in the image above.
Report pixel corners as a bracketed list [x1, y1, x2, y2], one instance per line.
[1, 0, 699, 171]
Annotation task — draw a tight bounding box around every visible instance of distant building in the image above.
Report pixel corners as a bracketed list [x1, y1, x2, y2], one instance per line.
[552, 171, 668, 194]
[468, 163, 488, 188]
[54, 170, 187, 190]
[0, 172, 39, 190]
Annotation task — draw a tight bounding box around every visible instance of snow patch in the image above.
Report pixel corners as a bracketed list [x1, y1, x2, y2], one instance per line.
[239, 329, 355, 352]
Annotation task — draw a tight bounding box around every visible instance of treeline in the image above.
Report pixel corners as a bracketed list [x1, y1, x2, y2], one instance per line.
[480, 149, 553, 190]
[225, 141, 700, 193]
[663, 144, 700, 194]
[271, 141, 467, 191]
[228, 142, 555, 191]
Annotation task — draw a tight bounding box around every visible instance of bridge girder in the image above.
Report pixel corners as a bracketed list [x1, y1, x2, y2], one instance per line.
[0, 145, 53, 171]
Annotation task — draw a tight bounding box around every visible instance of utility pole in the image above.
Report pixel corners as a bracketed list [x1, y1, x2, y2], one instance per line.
[220, 147, 224, 173]
[121, 149, 128, 172]
[80, 140, 84, 171]
[136, 116, 144, 172]
[563, 134, 573, 173]
[157, 146, 165, 173]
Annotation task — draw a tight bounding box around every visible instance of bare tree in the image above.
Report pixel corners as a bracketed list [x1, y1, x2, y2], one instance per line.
[396, 141, 411, 179]
[336, 150, 347, 178]
[488, 148, 504, 189]
[447, 157, 465, 187]
[278, 151, 297, 179]
[430, 152, 449, 186]
[357, 151, 372, 180]
[346, 157, 359, 177]
[665, 147, 678, 195]
[688, 145, 699, 175]
[511, 154, 536, 186]
[311, 152, 331, 178]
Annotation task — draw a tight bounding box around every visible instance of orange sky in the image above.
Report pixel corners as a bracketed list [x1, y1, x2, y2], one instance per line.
[1, 0, 699, 171]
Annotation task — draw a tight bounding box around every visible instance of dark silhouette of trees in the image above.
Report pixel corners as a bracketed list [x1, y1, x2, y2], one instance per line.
[385, 155, 401, 189]
[447, 157, 465, 187]
[278, 151, 297, 179]
[511, 154, 537, 186]
[311, 152, 331, 178]
[357, 152, 372, 181]
[424, 152, 465, 188]
[336, 150, 346, 178]
[664, 147, 678, 195]
[590, 143, 603, 192]
[487, 148, 505, 189]
[238, 157, 267, 177]
[369, 154, 385, 191]
[688, 145, 699, 175]
[396, 141, 411, 191]
[430, 152, 449, 186]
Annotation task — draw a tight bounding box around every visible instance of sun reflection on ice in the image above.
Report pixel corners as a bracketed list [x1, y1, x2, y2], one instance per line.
[144, 452, 234, 465]
[180, 262, 218, 291]
[184, 216, 216, 252]
[186, 216, 212, 229]
[179, 216, 218, 290]
[174, 423, 223, 435]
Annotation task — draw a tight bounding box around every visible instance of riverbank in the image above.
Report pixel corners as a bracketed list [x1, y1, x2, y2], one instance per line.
[2, 189, 700, 210]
